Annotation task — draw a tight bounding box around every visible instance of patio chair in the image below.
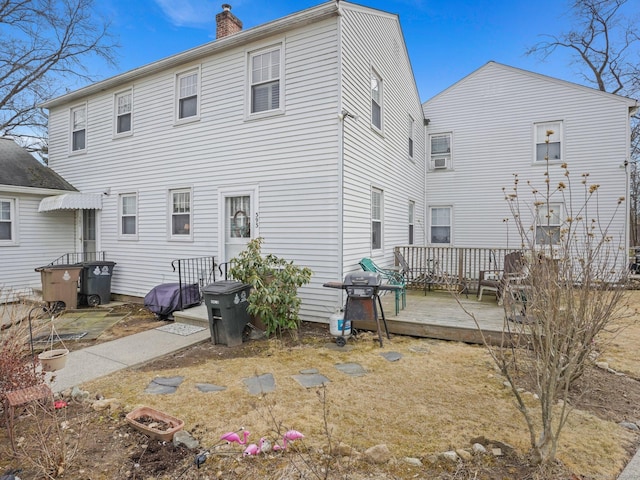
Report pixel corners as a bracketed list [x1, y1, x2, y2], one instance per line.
[477, 251, 525, 304]
[359, 258, 406, 315]
[394, 250, 434, 292]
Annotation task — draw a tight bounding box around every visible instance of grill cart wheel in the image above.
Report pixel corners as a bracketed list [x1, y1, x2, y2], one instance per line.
[335, 336, 347, 347]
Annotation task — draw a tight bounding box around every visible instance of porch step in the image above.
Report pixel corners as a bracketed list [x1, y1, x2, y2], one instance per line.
[173, 303, 210, 329]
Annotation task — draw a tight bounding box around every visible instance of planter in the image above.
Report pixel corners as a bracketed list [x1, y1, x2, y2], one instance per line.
[38, 348, 69, 372]
[125, 406, 184, 442]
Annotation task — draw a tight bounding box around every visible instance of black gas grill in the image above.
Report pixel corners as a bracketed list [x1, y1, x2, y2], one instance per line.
[324, 271, 398, 347]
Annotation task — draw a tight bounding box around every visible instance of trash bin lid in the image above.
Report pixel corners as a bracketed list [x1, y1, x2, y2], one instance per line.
[202, 280, 251, 295]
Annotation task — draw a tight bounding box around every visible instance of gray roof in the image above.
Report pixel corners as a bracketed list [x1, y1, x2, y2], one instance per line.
[0, 138, 76, 191]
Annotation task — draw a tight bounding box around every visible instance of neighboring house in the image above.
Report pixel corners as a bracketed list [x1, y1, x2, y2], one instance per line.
[40, 2, 426, 322]
[423, 62, 637, 263]
[0, 138, 79, 300]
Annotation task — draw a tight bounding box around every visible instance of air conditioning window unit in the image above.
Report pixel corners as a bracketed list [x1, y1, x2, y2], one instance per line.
[432, 157, 448, 169]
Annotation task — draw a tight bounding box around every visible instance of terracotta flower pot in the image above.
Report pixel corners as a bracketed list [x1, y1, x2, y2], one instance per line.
[38, 348, 69, 372]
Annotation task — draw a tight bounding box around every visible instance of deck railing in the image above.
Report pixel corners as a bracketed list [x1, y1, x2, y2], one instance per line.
[394, 246, 515, 293]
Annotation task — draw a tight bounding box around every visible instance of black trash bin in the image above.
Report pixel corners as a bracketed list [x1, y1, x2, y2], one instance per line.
[79, 261, 116, 306]
[202, 281, 251, 347]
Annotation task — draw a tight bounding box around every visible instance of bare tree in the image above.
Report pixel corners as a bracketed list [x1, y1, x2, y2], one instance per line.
[0, 0, 117, 154]
[526, 0, 640, 244]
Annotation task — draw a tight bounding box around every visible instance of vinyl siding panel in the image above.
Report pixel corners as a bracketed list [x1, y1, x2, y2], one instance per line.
[340, 6, 426, 275]
[0, 193, 76, 297]
[47, 17, 342, 321]
[423, 63, 630, 257]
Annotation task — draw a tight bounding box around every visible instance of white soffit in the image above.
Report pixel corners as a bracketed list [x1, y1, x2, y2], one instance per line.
[38, 192, 103, 212]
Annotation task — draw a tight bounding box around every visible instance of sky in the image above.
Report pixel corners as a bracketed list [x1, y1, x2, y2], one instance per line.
[87, 0, 635, 102]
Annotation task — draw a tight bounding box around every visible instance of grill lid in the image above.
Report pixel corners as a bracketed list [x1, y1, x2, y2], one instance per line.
[343, 271, 382, 287]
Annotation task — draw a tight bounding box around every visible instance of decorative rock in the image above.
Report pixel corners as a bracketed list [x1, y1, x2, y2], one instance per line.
[620, 421, 640, 431]
[423, 454, 439, 465]
[380, 351, 403, 362]
[243, 373, 276, 395]
[300, 368, 319, 374]
[402, 457, 423, 467]
[441, 451, 459, 462]
[596, 361, 610, 370]
[173, 430, 200, 449]
[92, 398, 119, 411]
[502, 381, 512, 389]
[472, 443, 487, 454]
[71, 386, 90, 402]
[456, 449, 472, 461]
[491, 448, 503, 457]
[335, 362, 367, 377]
[364, 444, 392, 464]
[332, 442, 358, 457]
[195, 383, 227, 393]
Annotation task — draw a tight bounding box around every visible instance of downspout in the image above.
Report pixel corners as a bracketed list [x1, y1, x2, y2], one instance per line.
[337, 4, 344, 284]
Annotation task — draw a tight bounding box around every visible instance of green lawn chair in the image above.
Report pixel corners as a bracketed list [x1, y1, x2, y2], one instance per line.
[359, 258, 406, 315]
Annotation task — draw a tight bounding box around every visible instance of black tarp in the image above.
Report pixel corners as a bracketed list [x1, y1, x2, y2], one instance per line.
[144, 283, 200, 318]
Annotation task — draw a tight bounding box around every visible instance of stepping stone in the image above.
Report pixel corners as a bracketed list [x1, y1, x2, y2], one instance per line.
[195, 383, 227, 393]
[380, 351, 403, 362]
[334, 362, 367, 377]
[293, 373, 330, 388]
[300, 368, 319, 374]
[243, 373, 276, 395]
[408, 344, 431, 354]
[144, 376, 184, 395]
[323, 342, 354, 352]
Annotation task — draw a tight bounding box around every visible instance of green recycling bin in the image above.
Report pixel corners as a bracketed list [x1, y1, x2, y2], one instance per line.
[202, 281, 251, 347]
[80, 261, 116, 306]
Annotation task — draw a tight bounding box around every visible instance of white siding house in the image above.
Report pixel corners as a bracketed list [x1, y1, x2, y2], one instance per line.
[0, 138, 78, 300]
[41, 2, 426, 321]
[423, 62, 637, 261]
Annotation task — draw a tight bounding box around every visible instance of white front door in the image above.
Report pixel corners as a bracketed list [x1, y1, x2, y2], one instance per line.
[219, 186, 258, 263]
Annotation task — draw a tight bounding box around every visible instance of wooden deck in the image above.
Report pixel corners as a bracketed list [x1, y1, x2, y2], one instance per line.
[175, 289, 513, 346]
[354, 289, 511, 345]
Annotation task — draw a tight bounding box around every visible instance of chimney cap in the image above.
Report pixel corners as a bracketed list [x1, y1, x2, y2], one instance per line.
[222, 3, 231, 11]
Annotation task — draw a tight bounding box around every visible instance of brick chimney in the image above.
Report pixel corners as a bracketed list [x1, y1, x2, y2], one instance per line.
[216, 4, 242, 39]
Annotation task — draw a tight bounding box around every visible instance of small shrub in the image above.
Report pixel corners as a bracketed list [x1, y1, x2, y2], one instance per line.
[230, 237, 312, 336]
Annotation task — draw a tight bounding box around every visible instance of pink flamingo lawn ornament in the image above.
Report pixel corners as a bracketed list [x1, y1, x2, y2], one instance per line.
[243, 438, 267, 456]
[273, 430, 305, 451]
[220, 429, 250, 445]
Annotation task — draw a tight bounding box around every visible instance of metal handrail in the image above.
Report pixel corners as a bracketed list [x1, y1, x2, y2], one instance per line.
[48, 251, 105, 265]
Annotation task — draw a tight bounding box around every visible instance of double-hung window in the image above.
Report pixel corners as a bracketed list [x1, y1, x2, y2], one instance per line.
[170, 188, 192, 239]
[371, 188, 383, 250]
[177, 69, 199, 121]
[371, 70, 383, 130]
[535, 203, 562, 245]
[430, 206, 451, 244]
[115, 90, 132, 135]
[119, 193, 137, 238]
[535, 121, 562, 162]
[250, 46, 281, 114]
[0, 198, 16, 244]
[71, 105, 86, 152]
[430, 133, 451, 170]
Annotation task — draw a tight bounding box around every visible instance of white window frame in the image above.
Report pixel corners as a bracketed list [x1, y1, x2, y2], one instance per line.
[169, 188, 193, 241]
[175, 67, 201, 123]
[534, 121, 563, 163]
[429, 206, 452, 245]
[114, 89, 133, 137]
[408, 115, 415, 160]
[370, 69, 383, 131]
[0, 198, 18, 245]
[408, 201, 415, 245]
[535, 202, 563, 246]
[429, 132, 452, 170]
[247, 43, 284, 118]
[118, 193, 138, 239]
[70, 104, 87, 153]
[371, 188, 383, 251]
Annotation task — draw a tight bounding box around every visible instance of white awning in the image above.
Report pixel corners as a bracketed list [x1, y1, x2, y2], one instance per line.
[38, 193, 103, 212]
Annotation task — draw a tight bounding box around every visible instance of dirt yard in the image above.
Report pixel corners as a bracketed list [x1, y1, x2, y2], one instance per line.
[2, 293, 640, 479]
